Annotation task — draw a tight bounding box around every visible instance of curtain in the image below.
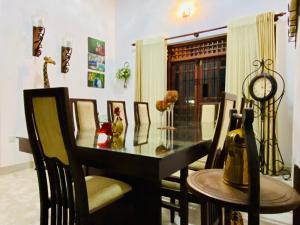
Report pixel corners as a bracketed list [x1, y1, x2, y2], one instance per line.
[135, 38, 167, 123]
[225, 16, 259, 108]
[135, 40, 143, 102]
[257, 12, 278, 174]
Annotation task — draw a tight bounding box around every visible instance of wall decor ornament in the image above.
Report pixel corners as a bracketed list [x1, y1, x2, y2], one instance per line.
[43, 56, 56, 88]
[32, 23, 45, 57]
[116, 62, 131, 88]
[61, 41, 72, 73]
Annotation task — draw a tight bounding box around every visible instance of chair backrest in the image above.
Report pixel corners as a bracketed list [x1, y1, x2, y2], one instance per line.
[242, 108, 260, 224]
[107, 100, 128, 126]
[133, 124, 150, 146]
[199, 102, 219, 124]
[24, 88, 90, 223]
[71, 98, 100, 131]
[134, 101, 151, 124]
[205, 92, 237, 169]
[237, 97, 253, 128]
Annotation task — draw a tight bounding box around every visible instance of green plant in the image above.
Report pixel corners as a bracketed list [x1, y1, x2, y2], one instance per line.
[116, 62, 131, 87]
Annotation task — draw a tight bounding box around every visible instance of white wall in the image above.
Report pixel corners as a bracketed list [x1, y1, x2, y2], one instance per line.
[115, 0, 293, 166]
[0, 0, 117, 167]
[292, 17, 300, 167]
[0, 0, 295, 168]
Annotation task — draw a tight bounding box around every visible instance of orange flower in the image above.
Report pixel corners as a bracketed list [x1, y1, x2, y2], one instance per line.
[165, 90, 178, 103]
[156, 100, 168, 112]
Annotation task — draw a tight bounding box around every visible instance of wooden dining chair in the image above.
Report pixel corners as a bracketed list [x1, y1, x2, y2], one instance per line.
[161, 92, 237, 225]
[237, 97, 253, 128]
[71, 98, 100, 131]
[134, 101, 151, 125]
[188, 108, 300, 225]
[198, 102, 219, 125]
[107, 100, 128, 127]
[24, 88, 133, 225]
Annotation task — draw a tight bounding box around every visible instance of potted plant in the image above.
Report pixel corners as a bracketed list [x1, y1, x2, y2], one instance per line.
[116, 62, 131, 88]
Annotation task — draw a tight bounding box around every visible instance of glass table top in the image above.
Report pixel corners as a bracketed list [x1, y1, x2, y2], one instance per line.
[76, 123, 214, 158]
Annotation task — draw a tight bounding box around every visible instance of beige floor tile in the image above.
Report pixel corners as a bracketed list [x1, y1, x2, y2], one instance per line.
[0, 168, 293, 225]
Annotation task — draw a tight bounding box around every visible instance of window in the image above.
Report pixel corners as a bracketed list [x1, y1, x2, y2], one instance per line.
[167, 35, 226, 125]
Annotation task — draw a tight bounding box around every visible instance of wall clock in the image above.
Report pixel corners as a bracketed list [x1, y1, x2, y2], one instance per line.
[248, 73, 277, 102]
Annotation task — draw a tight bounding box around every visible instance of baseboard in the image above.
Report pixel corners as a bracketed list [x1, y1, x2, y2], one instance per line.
[0, 161, 34, 175]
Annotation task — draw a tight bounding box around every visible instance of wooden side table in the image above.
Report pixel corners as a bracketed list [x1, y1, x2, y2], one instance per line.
[187, 169, 300, 223]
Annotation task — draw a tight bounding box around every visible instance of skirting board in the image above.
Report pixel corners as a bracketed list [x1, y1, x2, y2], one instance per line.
[0, 161, 34, 175]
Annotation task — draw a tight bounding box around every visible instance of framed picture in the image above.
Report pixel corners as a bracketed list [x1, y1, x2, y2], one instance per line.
[87, 71, 105, 88]
[88, 37, 105, 72]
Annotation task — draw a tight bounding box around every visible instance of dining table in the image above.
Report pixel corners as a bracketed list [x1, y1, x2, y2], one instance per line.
[18, 122, 213, 225]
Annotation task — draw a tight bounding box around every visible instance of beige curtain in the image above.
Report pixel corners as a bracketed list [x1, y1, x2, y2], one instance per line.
[135, 38, 167, 123]
[225, 15, 259, 108]
[135, 40, 143, 101]
[257, 12, 278, 174]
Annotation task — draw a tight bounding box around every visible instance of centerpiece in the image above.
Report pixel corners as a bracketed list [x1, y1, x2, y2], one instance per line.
[155, 100, 168, 129]
[164, 90, 178, 129]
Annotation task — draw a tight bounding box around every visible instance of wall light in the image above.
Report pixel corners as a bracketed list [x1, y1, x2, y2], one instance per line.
[32, 18, 45, 57]
[61, 40, 72, 73]
[179, 2, 194, 18]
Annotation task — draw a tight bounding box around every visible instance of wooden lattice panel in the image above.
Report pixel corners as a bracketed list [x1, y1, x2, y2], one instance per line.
[168, 36, 227, 62]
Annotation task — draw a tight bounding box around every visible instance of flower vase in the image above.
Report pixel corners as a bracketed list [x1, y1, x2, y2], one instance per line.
[158, 111, 164, 129]
[170, 103, 175, 129]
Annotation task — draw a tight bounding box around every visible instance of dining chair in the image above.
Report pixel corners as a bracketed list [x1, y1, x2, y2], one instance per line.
[24, 88, 133, 225]
[133, 124, 150, 146]
[187, 108, 300, 225]
[134, 101, 151, 125]
[161, 92, 237, 225]
[198, 102, 219, 125]
[71, 98, 100, 131]
[237, 97, 253, 128]
[107, 100, 128, 127]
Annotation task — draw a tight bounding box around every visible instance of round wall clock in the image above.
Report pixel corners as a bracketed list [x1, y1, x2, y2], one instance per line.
[249, 73, 277, 102]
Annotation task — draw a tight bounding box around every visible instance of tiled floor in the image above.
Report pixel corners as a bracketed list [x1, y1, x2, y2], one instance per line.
[0, 168, 293, 225]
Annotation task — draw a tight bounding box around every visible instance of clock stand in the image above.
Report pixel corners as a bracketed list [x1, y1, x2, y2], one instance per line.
[242, 59, 289, 178]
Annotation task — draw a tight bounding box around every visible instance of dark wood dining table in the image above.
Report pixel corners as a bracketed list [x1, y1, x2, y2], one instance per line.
[19, 123, 213, 225]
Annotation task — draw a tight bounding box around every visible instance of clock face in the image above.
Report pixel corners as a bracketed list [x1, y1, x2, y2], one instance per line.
[249, 74, 277, 102]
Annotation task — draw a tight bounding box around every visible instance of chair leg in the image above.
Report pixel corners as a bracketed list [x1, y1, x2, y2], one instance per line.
[224, 208, 231, 225]
[180, 168, 188, 225]
[40, 203, 49, 225]
[200, 203, 208, 225]
[170, 197, 175, 223]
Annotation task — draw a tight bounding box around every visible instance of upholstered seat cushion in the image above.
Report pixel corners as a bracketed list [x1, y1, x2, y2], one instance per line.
[162, 170, 196, 190]
[85, 176, 132, 213]
[188, 156, 207, 171]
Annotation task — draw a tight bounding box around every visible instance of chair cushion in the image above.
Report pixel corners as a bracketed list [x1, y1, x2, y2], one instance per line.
[162, 170, 196, 190]
[85, 176, 132, 213]
[188, 156, 207, 171]
[77, 101, 97, 130]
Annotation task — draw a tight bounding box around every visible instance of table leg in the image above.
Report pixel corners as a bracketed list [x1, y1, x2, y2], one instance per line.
[134, 179, 162, 225]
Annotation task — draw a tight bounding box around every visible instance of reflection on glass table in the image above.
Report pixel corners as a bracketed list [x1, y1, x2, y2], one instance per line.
[76, 124, 210, 158]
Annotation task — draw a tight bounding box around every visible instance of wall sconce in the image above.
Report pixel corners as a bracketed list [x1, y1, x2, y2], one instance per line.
[61, 40, 72, 73]
[179, 2, 193, 18]
[32, 18, 45, 57]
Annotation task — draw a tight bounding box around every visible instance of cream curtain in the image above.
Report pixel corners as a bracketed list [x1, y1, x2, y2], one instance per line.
[225, 15, 259, 108]
[135, 38, 167, 123]
[135, 40, 143, 101]
[257, 12, 278, 174]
